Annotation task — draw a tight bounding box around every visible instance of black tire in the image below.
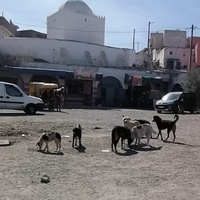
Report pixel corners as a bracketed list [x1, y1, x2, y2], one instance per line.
[157, 111, 161, 113]
[172, 106, 179, 114]
[25, 104, 36, 115]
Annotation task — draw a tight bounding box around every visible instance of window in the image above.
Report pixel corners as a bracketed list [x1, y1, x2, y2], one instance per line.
[169, 51, 173, 55]
[5, 85, 23, 97]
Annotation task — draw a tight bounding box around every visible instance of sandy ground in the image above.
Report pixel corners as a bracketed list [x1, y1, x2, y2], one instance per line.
[0, 108, 200, 200]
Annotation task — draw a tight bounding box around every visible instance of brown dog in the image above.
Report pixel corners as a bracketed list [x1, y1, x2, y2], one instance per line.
[152, 115, 179, 141]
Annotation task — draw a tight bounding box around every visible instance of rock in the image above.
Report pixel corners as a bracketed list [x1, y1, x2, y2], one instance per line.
[40, 175, 50, 183]
[0, 140, 10, 146]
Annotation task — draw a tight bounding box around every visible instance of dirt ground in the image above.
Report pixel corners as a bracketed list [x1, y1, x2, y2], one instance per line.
[0, 108, 200, 200]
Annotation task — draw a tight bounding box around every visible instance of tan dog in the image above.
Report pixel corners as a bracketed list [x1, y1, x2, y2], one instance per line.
[131, 124, 157, 146]
[36, 132, 61, 153]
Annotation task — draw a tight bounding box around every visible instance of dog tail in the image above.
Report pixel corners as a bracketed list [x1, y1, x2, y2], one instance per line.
[174, 115, 179, 123]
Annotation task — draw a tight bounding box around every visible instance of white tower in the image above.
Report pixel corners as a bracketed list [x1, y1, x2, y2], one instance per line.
[47, 0, 105, 45]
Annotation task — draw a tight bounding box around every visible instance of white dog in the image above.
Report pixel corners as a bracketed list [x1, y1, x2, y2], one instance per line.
[36, 132, 61, 153]
[131, 124, 157, 146]
[122, 116, 141, 130]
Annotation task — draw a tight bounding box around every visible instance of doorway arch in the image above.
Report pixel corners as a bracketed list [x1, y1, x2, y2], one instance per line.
[97, 76, 124, 107]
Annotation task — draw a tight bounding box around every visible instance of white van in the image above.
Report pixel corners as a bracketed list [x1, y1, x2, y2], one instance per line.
[0, 81, 44, 114]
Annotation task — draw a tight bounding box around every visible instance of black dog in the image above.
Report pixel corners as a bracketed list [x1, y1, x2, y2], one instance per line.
[152, 115, 179, 141]
[72, 124, 82, 148]
[136, 119, 150, 125]
[111, 126, 133, 153]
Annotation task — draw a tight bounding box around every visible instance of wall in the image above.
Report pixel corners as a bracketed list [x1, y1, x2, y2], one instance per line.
[47, 9, 105, 45]
[150, 32, 163, 49]
[0, 37, 135, 67]
[153, 47, 190, 68]
[163, 30, 186, 48]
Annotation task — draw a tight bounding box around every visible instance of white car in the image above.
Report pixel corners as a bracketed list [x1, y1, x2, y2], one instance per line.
[0, 81, 44, 114]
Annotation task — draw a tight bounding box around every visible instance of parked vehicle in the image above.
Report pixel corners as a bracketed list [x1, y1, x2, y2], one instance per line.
[155, 91, 196, 114]
[0, 81, 44, 114]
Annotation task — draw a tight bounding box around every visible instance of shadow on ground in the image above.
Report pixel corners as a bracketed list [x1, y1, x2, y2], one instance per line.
[131, 144, 163, 151]
[37, 150, 64, 155]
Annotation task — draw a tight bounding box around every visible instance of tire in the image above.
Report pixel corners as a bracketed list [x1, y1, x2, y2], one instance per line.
[190, 108, 194, 114]
[25, 104, 36, 115]
[172, 106, 178, 114]
[157, 111, 161, 113]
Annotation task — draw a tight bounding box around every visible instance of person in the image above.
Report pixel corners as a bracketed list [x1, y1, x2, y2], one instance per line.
[41, 90, 48, 105]
[48, 90, 54, 111]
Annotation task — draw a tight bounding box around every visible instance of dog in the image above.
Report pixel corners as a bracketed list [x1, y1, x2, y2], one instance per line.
[72, 124, 82, 148]
[122, 115, 150, 129]
[152, 115, 179, 141]
[122, 116, 141, 129]
[111, 126, 133, 153]
[131, 124, 157, 146]
[36, 132, 61, 153]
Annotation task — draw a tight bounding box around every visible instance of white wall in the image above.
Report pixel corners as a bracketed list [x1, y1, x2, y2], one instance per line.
[47, 9, 105, 45]
[20, 62, 158, 89]
[0, 37, 135, 67]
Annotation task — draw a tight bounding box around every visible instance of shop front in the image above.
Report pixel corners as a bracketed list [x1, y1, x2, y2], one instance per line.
[124, 74, 162, 109]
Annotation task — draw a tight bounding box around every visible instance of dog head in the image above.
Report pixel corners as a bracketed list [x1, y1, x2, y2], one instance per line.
[74, 124, 82, 130]
[152, 115, 161, 122]
[122, 115, 131, 124]
[36, 133, 48, 150]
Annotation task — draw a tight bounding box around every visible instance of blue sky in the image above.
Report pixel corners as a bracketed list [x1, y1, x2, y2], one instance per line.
[1, 0, 200, 51]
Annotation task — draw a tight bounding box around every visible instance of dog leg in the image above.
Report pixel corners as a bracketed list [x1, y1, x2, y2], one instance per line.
[157, 130, 163, 140]
[146, 136, 150, 146]
[121, 138, 124, 150]
[54, 140, 58, 152]
[165, 129, 170, 141]
[44, 141, 49, 152]
[111, 142, 114, 152]
[72, 136, 75, 147]
[172, 126, 176, 141]
[75, 137, 77, 147]
[79, 138, 82, 147]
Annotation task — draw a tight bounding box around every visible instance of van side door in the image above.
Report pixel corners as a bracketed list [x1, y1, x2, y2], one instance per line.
[4, 84, 25, 109]
[0, 84, 6, 108]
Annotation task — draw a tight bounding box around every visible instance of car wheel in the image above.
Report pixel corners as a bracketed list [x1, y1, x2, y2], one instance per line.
[172, 106, 179, 114]
[25, 104, 36, 115]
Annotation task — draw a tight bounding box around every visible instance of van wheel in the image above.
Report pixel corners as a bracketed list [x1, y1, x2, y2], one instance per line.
[25, 104, 36, 115]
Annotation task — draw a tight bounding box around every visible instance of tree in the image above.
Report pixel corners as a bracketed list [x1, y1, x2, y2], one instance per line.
[184, 68, 200, 107]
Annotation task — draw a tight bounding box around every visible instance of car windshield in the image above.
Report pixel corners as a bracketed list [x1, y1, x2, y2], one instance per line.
[162, 93, 182, 101]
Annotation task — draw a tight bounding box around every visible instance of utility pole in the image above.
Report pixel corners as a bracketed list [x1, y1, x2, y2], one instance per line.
[147, 21, 151, 57]
[133, 29, 135, 50]
[189, 24, 194, 70]
[147, 21, 154, 57]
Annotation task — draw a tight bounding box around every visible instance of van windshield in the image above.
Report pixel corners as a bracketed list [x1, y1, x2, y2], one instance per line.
[162, 93, 182, 101]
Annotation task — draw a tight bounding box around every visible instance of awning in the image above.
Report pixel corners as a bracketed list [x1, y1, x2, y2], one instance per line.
[124, 73, 162, 86]
[4, 67, 74, 79]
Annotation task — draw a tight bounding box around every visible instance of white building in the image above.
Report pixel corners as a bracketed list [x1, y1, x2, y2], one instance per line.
[151, 30, 190, 69]
[47, 0, 105, 45]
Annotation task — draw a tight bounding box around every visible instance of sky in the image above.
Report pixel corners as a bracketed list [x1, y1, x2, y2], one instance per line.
[1, 0, 200, 51]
